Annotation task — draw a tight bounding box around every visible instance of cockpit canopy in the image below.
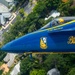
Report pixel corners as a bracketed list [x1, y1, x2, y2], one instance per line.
[41, 17, 75, 30]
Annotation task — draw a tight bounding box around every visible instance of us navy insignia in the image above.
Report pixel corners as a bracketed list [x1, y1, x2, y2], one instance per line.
[40, 37, 47, 49]
[68, 36, 75, 44]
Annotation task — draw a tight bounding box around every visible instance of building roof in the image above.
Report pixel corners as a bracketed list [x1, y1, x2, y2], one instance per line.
[0, 0, 15, 25]
[0, 15, 6, 25]
[4, 53, 17, 67]
[2, 12, 11, 18]
[47, 68, 60, 75]
[6, 0, 14, 2]
[0, 64, 9, 74]
[45, 10, 60, 20]
[10, 62, 20, 75]
[0, 13, 11, 25]
[0, 3, 9, 13]
[0, 0, 8, 7]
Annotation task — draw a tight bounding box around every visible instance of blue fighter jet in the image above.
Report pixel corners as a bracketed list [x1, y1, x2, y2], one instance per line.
[1, 17, 75, 53]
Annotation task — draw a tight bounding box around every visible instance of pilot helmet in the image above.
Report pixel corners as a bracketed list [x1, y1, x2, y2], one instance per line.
[59, 18, 64, 24]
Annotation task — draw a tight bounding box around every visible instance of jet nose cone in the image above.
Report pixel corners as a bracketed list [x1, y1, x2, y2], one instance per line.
[1, 43, 11, 52]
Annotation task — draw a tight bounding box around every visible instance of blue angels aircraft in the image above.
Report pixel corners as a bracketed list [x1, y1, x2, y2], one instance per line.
[1, 17, 75, 53]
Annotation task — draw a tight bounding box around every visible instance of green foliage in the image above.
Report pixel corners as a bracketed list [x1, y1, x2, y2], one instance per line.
[30, 69, 46, 75]
[69, 6, 75, 16]
[0, 62, 3, 66]
[63, 54, 75, 69]
[0, 51, 6, 61]
[20, 57, 34, 75]
[3, 32, 15, 44]
[28, 24, 36, 33]
[20, 54, 75, 75]
[0, 70, 3, 75]
[33, 1, 46, 16]
[58, 0, 74, 16]
[67, 68, 75, 75]
[43, 54, 67, 75]
[0, 26, 2, 29]
[19, 8, 25, 16]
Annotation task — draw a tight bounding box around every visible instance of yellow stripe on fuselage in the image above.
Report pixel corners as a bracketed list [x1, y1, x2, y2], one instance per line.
[24, 52, 75, 54]
[30, 20, 75, 35]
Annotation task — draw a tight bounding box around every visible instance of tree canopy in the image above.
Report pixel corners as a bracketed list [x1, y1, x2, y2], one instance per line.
[30, 69, 46, 75]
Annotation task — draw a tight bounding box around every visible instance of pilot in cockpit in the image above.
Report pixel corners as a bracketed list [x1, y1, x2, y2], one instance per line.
[51, 18, 64, 27]
[41, 17, 75, 30]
